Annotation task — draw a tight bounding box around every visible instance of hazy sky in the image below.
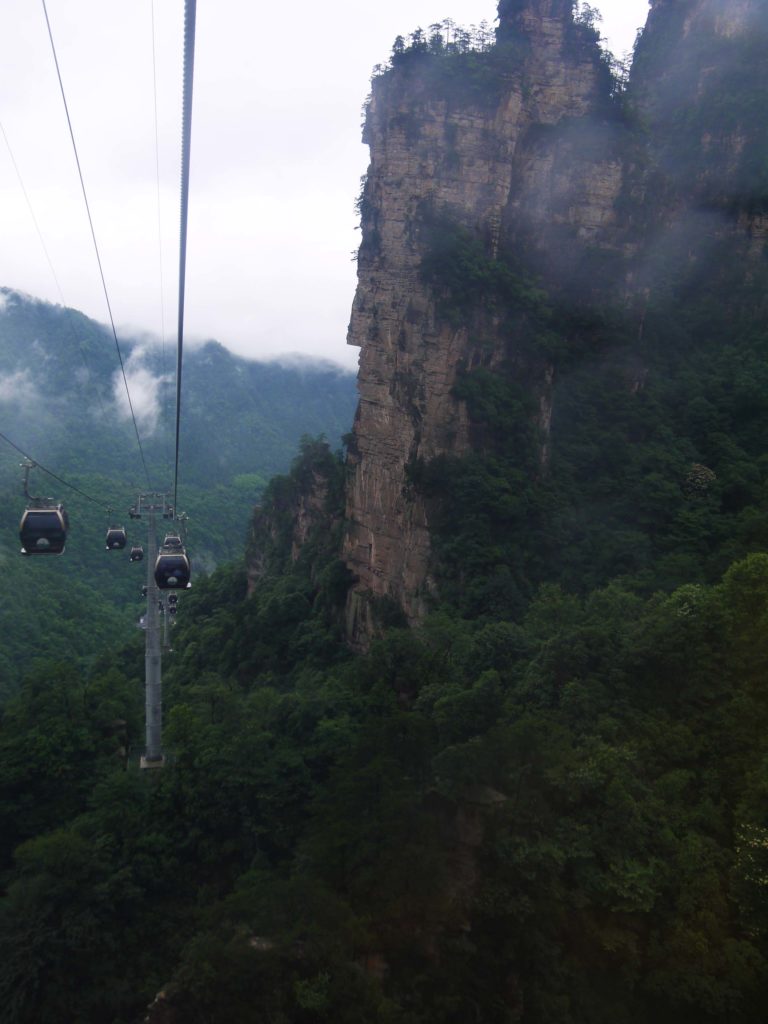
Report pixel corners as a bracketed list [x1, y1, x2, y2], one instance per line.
[0, 1, 649, 371]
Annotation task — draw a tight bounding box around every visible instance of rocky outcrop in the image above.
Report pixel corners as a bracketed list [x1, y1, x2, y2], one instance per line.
[246, 485, 331, 597]
[341, 0, 768, 646]
[233, 3, 765, 646]
[246, 439, 344, 596]
[632, 0, 768, 205]
[343, 0, 626, 646]
[622, 0, 768, 325]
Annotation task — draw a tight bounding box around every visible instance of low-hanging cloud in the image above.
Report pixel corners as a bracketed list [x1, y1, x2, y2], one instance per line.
[0, 369, 38, 405]
[112, 348, 172, 436]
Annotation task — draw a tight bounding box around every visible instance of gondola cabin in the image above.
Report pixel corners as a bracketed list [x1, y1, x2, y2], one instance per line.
[154, 535, 191, 590]
[129, 545, 144, 562]
[19, 506, 68, 555]
[106, 527, 127, 551]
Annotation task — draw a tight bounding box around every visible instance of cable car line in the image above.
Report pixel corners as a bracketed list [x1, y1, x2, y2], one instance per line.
[0, 121, 110, 423]
[136, 0, 197, 770]
[14, 4, 198, 765]
[0, 429, 110, 510]
[173, 0, 197, 514]
[150, 0, 173, 486]
[41, 0, 153, 491]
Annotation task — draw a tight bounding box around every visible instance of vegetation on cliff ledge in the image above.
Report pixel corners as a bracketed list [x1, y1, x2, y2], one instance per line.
[369, 6, 626, 110]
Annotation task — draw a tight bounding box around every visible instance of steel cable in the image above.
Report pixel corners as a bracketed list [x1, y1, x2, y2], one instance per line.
[41, 0, 153, 490]
[174, 0, 197, 514]
[150, 0, 173, 487]
[0, 430, 110, 509]
[0, 121, 111, 423]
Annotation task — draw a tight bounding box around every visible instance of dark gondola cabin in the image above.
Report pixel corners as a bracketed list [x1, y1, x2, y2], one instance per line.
[154, 536, 191, 590]
[129, 545, 144, 562]
[106, 527, 127, 550]
[19, 506, 68, 555]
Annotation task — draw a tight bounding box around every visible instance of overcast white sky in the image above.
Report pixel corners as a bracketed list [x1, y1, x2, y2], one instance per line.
[0, 1, 649, 371]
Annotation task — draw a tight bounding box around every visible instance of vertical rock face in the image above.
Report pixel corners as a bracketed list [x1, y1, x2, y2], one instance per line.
[246, 470, 330, 597]
[633, 0, 767, 188]
[646, 0, 761, 40]
[343, 0, 623, 645]
[246, 438, 345, 598]
[341, 0, 768, 646]
[627, 0, 768, 307]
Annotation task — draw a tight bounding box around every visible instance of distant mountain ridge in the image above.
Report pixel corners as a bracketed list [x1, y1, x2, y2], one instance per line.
[0, 287, 357, 688]
[0, 287, 357, 489]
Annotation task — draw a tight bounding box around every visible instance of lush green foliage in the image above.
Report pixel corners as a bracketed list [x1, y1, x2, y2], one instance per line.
[377, 22, 523, 108]
[373, 7, 623, 112]
[419, 216, 551, 328]
[3, 435, 768, 1023]
[1, 493, 767, 1019]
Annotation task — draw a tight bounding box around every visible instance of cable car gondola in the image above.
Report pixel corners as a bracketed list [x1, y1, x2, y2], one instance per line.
[154, 535, 191, 590]
[19, 505, 68, 555]
[106, 526, 127, 550]
[129, 545, 144, 562]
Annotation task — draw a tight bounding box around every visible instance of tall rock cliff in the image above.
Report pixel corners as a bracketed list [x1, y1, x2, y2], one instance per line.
[341, 0, 768, 646]
[630, 0, 768, 265]
[344, 0, 622, 644]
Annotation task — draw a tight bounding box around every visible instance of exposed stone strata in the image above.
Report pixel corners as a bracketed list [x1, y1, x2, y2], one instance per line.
[246, 506, 271, 596]
[740, 211, 768, 259]
[289, 472, 330, 562]
[343, 0, 624, 646]
[340, 0, 768, 647]
[674, 0, 761, 39]
[246, 469, 337, 597]
[630, 0, 768, 281]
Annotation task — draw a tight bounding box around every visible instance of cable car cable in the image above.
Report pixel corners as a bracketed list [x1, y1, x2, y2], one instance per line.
[173, 0, 197, 514]
[0, 429, 110, 509]
[41, 0, 153, 490]
[0, 121, 111, 423]
[150, 0, 173, 486]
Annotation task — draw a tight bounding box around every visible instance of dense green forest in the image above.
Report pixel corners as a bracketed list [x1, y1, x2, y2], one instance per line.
[1, 437, 767, 1022]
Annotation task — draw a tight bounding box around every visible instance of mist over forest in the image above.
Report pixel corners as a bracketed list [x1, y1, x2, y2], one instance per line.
[2, 2, 768, 1022]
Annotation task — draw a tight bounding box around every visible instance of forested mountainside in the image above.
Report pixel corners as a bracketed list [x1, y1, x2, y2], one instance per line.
[2, 2, 768, 1022]
[0, 289, 355, 688]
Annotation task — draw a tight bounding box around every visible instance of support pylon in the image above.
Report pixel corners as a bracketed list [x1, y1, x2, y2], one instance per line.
[133, 493, 173, 769]
[141, 508, 163, 768]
